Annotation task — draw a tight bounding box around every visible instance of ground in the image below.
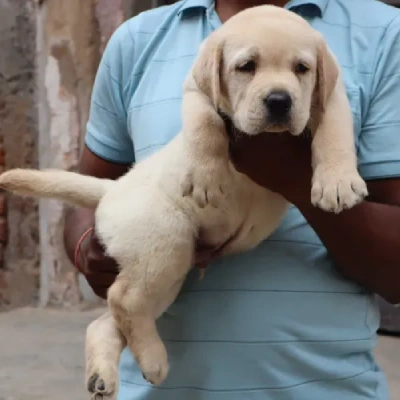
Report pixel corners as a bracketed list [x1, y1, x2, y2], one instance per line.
[0, 307, 399, 400]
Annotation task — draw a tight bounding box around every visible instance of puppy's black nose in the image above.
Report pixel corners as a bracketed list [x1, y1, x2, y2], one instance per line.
[264, 91, 292, 117]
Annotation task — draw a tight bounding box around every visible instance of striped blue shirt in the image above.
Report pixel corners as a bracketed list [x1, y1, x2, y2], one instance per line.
[85, 1, 400, 399]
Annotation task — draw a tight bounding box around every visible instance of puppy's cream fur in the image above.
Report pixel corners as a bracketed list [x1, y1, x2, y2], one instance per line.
[0, 6, 367, 399]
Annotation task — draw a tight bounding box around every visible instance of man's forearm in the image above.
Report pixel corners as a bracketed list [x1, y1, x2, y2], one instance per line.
[291, 187, 400, 304]
[63, 207, 95, 266]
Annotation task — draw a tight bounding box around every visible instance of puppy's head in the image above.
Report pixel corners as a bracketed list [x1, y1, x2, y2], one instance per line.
[192, 6, 339, 136]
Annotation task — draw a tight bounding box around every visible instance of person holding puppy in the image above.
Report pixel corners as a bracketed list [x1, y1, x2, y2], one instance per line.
[64, 0, 400, 399]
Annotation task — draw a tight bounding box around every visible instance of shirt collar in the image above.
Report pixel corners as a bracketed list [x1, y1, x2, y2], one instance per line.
[177, 0, 211, 15]
[286, 0, 328, 17]
[178, 0, 328, 17]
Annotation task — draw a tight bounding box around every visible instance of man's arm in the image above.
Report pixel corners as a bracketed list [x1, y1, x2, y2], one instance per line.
[231, 17, 400, 305]
[289, 177, 400, 305]
[231, 134, 400, 305]
[63, 147, 130, 298]
[64, 21, 136, 298]
[304, 17, 400, 305]
[63, 146, 130, 265]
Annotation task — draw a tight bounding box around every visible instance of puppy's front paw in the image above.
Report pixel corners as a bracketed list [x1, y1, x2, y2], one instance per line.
[181, 162, 232, 208]
[311, 168, 368, 213]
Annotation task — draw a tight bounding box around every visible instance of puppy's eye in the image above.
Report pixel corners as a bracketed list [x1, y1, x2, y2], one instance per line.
[294, 62, 310, 74]
[236, 60, 256, 73]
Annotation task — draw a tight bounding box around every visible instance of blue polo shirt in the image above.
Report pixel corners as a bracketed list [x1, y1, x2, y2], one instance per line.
[85, 1, 400, 399]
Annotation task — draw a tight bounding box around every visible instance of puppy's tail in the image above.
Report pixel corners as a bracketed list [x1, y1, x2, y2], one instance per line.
[0, 168, 116, 208]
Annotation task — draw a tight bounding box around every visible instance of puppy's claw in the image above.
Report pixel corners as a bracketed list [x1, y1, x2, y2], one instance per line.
[138, 343, 169, 386]
[180, 163, 231, 209]
[141, 363, 168, 386]
[187, 182, 227, 208]
[311, 170, 367, 213]
[192, 187, 208, 208]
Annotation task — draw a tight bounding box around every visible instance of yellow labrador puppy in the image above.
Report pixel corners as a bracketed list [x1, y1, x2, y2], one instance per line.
[0, 5, 367, 399]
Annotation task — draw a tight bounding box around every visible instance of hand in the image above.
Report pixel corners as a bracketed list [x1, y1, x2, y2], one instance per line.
[194, 239, 221, 269]
[77, 227, 119, 299]
[76, 226, 219, 298]
[229, 131, 313, 203]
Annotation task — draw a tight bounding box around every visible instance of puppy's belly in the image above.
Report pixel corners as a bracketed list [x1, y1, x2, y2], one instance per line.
[197, 178, 289, 256]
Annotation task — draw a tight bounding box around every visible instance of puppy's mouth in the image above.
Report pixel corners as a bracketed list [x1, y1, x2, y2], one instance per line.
[264, 110, 294, 133]
[264, 120, 291, 133]
[219, 110, 293, 140]
[220, 110, 310, 145]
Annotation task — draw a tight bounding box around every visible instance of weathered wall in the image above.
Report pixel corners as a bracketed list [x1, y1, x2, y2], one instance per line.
[0, 0, 40, 310]
[0, 0, 155, 309]
[36, 0, 137, 307]
[36, 0, 100, 307]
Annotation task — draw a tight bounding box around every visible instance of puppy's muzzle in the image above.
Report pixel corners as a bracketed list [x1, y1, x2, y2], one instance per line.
[264, 90, 292, 122]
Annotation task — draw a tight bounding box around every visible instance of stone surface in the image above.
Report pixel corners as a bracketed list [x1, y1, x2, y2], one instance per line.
[375, 335, 400, 398]
[0, 307, 399, 400]
[0, 307, 103, 400]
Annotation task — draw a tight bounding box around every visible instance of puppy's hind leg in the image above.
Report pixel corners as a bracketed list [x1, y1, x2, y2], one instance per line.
[108, 219, 195, 386]
[86, 312, 126, 400]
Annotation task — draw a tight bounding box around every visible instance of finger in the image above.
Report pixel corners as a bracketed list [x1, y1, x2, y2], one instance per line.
[194, 251, 215, 265]
[86, 272, 117, 288]
[195, 262, 209, 271]
[195, 238, 218, 251]
[86, 246, 110, 262]
[90, 285, 109, 300]
[87, 259, 119, 274]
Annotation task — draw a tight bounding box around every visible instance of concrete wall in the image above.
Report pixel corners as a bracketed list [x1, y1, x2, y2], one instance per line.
[0, 0, 40, 310]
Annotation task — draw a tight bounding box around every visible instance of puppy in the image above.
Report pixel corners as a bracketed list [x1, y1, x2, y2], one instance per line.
[0, 6, 367, 399]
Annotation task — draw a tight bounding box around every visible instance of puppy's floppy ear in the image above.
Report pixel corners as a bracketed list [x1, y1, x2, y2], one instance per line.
[191, 34, 224, 110]
[315, 36, 339, 111]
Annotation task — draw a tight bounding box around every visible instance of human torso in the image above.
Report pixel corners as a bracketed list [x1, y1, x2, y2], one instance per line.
[116, 1, 393, 399]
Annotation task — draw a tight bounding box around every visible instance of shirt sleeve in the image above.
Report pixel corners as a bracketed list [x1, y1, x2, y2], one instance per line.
[358, 17, 400, 180]
[84, 21, 136, 164]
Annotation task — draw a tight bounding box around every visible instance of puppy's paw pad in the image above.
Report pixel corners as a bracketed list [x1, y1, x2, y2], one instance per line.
[312, 171, 368, 213]
[181, 166, 231, 208]
[87, 371, 117, 400]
